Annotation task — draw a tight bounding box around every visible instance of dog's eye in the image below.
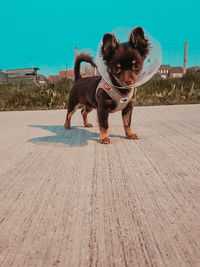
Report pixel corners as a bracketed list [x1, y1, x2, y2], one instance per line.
[114, 65, 122, 74]
[133, 62, 140, 68]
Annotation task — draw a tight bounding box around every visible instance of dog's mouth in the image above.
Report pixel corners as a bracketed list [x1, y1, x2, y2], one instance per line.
[121, 79, 137, 87]
[111, 73, 138, 88]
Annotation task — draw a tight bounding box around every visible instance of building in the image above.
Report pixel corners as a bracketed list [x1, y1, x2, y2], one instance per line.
[48, 75, 59, 82]
[156, 65, 184, 79]
[81, 65, 96, 78]
[59, 65, 96, 81]
[157, 65, 171, 79]
[0, 69, 8, 83]
[59, 70, 74, 80]
[6, 68, 39, 83]
[37, 74, 47, 85]
[170, 67, 183, 78]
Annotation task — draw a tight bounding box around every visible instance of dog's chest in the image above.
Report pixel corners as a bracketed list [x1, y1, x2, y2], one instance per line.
[95, 78, 134, 113]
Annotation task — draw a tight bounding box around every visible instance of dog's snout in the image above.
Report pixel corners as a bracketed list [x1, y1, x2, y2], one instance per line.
[125, 80, 133, 85]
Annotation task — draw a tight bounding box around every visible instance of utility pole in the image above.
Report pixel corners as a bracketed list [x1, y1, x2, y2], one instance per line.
[75, 47, 78, 59]
[183, 41, 188, 74]
[66, 64, 68, 78]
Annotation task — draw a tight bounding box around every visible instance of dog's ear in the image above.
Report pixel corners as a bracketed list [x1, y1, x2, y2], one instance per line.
[101, 33, 118, 60]
[129, 27, 149, 58]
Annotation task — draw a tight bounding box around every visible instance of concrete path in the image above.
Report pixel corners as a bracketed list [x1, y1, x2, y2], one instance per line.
[0, 104, 200, 267]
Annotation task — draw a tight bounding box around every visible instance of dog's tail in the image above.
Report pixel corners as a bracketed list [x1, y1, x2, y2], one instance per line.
[74, 53, 97, 81]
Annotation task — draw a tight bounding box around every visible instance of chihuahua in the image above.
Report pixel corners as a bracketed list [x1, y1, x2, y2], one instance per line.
[64, 27, 149, 144]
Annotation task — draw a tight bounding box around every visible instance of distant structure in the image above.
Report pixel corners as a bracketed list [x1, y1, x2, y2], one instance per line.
[183, 41, 188, 75]
[156, 65, 183, 79]
[81, 65, 96, 77]
[49, 46, 97, 82]
[157, 65, 171, 79]
[170, 67, 183, 78]
[75, 47, 78, 59]
[48, 71, 74, 82]
[37, 74, 47, 85]
[0, 69, 8, 83]
[48, 75, 59, 82]
[6, 68, 39, 83]
[58, 66, 96, 81]
[59, 70, 74, 80]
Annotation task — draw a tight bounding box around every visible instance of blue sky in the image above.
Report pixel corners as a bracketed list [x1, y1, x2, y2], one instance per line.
[0, 0, 200, 76]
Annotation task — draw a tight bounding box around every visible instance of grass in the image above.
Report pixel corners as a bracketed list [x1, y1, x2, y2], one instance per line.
[0, 72, 200, 111]
[0, 78, 73, 111]
[134, 72, 200, 106]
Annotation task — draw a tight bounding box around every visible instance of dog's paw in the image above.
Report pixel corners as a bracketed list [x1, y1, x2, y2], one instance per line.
[100, 137, 110, 144]
[64, 124, 71, 130]
[127, 133, 139, 140]
[84, 123, 93, 128]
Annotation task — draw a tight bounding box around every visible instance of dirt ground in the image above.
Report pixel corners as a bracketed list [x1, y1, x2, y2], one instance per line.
[0, 104, 200, 266]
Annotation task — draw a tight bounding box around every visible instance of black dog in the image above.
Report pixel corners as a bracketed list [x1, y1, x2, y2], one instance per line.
[64, 27, 149, 144]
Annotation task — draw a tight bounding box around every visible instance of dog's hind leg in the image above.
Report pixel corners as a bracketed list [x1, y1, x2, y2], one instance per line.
[81, 105, 93, 127]
[64, 100, 79, 130]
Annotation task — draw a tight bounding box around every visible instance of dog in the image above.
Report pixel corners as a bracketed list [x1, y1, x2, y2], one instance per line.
[64, 27, 149, 144]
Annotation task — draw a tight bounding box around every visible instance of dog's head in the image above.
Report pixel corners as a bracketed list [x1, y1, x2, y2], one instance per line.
[101, 27, 149, 87]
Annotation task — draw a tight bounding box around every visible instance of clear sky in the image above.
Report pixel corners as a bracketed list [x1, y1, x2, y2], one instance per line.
[0, 0, 200, 76]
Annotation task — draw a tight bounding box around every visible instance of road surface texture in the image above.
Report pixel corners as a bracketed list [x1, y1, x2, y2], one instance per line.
[0, 104, 200, 267]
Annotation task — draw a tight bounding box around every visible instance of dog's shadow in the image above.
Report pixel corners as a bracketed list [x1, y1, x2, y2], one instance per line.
[27, 125, 125, 147]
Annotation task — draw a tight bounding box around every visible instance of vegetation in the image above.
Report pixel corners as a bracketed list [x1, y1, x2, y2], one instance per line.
[0, 72, 200, 111]
[0, 78, 73, 111]
[135, 72, 200, 106]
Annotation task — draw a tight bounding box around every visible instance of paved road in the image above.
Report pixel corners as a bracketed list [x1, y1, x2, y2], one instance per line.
[0, 104, 200, 267]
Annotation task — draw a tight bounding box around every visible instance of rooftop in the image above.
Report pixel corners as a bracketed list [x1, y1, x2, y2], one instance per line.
[159, 65, 171, 70]
[6, 68, 39, 72]
[170, 67, 183, 73]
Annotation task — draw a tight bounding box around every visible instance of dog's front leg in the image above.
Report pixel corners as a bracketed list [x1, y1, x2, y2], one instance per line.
[97, 106, 110, 144]
[122, 101, 138, 139]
